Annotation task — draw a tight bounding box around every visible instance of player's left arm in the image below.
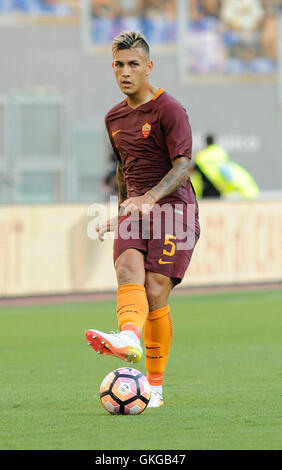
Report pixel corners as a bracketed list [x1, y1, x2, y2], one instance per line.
[146, 156, 191, 203]
[120, 156, 191, 216]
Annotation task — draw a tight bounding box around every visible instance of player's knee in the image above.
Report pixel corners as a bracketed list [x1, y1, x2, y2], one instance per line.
[115, 249, 145, 286]
[115, 264, 134, 284]
[145, 280, 167, 311]
[115, 262, 144, 286]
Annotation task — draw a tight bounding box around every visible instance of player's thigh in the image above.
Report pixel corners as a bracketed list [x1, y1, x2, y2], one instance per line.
[114, 248, 146, 286]
[145, 271, 174, 311]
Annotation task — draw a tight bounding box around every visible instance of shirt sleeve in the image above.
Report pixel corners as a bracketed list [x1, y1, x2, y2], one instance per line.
[105, 118, 121, 162]
[160, 101, 192, 161]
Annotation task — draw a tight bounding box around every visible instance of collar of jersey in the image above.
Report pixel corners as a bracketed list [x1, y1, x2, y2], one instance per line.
[125, 88, 165, 112]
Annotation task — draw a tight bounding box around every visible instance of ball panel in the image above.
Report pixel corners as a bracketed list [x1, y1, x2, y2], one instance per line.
[99, 371, 116, 394]
[112, 376, 137, 401]
[138, 375, 152, 400]
[124, 398, 148, 415]
[116, 367, 141, 377]
[101, 395, 120, 415]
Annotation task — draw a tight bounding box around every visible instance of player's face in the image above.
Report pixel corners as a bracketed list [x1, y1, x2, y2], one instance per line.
[112, 48, 153, 96]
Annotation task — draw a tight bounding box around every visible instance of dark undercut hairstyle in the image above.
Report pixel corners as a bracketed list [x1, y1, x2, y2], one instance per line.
[112, 31, 150, 57]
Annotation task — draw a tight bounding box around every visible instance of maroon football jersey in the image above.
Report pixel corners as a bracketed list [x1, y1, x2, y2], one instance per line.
[105, 89, 198, 209]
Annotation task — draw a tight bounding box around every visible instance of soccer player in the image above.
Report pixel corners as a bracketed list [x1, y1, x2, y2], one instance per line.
[85, 31, 200, 408]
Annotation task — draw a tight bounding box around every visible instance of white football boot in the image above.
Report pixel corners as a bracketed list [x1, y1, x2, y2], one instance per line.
[85, 329, 143, 363]
[147, 390, 164, 408]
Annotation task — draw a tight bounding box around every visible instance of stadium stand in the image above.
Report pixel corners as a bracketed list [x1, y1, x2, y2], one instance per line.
[0, 0, 79, 15]
[188, 0, 278, 74]
[0, 0, 79, 23]
[91, 0, 177, 44]
[0, 1, 278, 74]
[90, 0, 279, 73]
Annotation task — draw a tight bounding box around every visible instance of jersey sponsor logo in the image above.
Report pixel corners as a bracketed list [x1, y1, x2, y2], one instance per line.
[158, 259, 173, 265]
[112, 129, 121, 137]
[142, 122, 151, 139]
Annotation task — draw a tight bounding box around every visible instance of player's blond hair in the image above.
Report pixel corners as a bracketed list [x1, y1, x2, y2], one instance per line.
[112, 31, 150, 57]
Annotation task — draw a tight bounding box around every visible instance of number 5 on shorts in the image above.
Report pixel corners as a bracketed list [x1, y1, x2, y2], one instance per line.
[163, 234, 177, 257]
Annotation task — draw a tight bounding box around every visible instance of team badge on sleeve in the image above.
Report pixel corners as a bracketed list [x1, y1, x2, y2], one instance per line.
[142, 123, 151, 139]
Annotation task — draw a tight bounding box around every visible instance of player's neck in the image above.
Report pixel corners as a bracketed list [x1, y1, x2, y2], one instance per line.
[126, 85, 159, 109]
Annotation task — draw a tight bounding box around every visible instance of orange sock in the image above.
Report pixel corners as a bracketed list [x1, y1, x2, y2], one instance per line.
[144, 305, 173, 386]
[117, 283, 149, 340]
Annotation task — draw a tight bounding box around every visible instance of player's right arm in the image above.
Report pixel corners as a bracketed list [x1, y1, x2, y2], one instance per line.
[96, 161, 127, 241]
[116, 160, 127, 209]
[96, 114, 127, 241]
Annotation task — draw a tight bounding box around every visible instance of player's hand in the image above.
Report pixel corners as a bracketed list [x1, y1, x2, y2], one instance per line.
[120, 193, 156, 217]
[95, 217, 118, 242]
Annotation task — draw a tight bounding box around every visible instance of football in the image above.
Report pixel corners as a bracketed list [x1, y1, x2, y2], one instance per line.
[100, 367, 151, 415]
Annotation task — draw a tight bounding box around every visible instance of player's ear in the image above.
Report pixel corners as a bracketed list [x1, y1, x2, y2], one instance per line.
[146, 60, 154, 77]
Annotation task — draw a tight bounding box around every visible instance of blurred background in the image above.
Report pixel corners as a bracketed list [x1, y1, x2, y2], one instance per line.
[0, 0, 281, 298]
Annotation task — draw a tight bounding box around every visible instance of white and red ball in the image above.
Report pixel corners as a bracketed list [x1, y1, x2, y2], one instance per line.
[100, 367, 151, 415]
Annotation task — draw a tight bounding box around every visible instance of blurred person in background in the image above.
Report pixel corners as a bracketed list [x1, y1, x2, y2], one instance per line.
[188, 0, 225, 73]
[106, 0, 142, 39]
[91, 0, 119, 42]
[117, 0, 142, 32]
[13, 0, 72, 15]
[189, 0, 222, 27]
[191, 134, 259, 199]
[162, 0, 177, 42]
[102, 151, 119, 197]
[138, 0, 177, 44]
[220, 0, 266, 71]
[259, 8, 278, 63]
[140, 0, 168, 43]
[221, 0, 264, 30]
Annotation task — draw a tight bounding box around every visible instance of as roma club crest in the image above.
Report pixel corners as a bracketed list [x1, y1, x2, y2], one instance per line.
[142, 122, 151, 139]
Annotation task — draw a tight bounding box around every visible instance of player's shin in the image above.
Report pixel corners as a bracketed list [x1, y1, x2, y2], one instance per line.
[117, 283, 149, 341]
[144, 305, 173, 403]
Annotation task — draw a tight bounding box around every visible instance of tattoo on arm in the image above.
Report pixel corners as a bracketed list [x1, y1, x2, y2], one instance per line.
[147, 157, 191, 203]
[116, 161, 127, 207]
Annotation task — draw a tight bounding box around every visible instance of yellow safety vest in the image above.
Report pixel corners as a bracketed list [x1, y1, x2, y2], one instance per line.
[192, 145, 259, 199]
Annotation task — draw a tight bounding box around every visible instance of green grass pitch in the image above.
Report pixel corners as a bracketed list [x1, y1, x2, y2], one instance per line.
[1, 289, 281, 450]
